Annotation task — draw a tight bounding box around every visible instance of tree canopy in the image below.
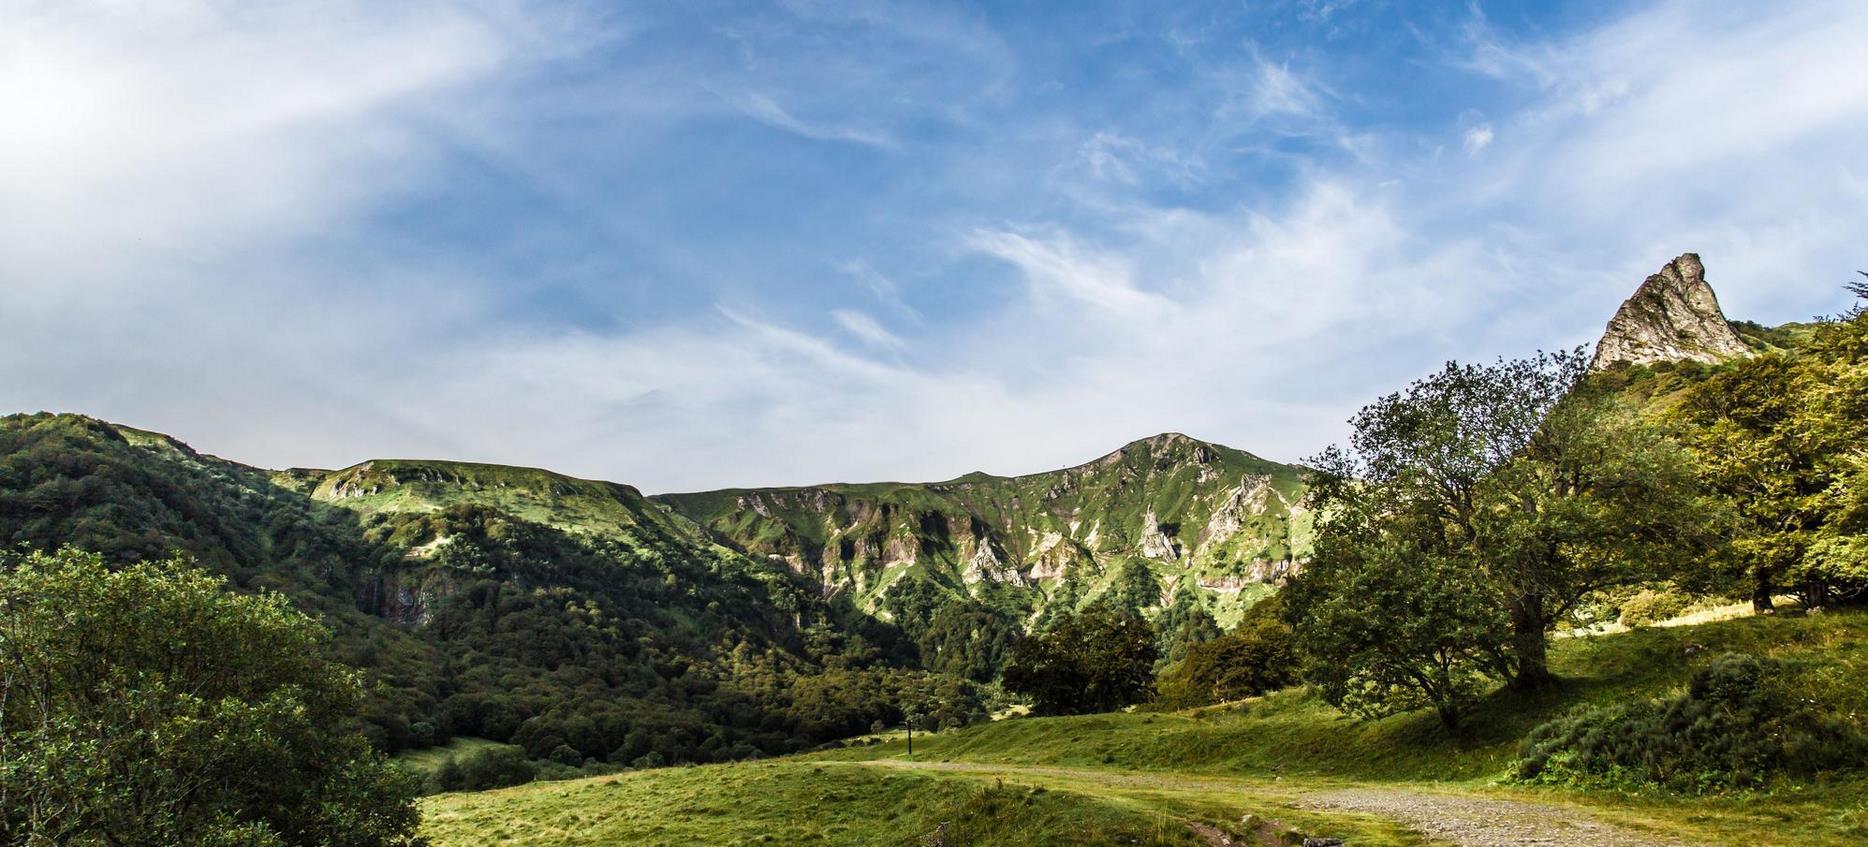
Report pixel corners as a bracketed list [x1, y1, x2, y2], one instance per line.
[1001, 607, 1157, 715]
[0, 548, 421, 847]
[1674, 288, 1868, 608]
[1287, 349, 1708, 727]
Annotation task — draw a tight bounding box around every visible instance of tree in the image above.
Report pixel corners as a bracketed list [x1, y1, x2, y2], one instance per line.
[1001, 607, 1157, 715]
[1154, 583, 1221, 668]
[1289, 350, 1707, 726]
[1675, 283, 1868, 609]
[1154, 595, 1295, 709]
[1674, 356, 1821, 609]
[0, 548, 421, 847]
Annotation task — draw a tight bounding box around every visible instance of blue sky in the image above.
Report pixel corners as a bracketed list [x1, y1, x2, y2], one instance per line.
[4, 0, 1866, 491]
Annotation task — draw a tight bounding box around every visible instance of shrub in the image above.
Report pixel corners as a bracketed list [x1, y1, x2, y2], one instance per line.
[432, 746, 536, 792]
[1618, 590, 1691, 628]
[1516, 653, 1866, 792]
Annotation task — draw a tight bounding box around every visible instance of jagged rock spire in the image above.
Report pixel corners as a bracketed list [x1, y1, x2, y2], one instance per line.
[1591, 253, 1750, 370]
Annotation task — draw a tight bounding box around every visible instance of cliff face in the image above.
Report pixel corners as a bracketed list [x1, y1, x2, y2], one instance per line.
[1592, 253, 1750, 370]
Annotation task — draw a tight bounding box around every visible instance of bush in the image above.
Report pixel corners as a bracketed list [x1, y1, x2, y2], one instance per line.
[1618, 590, 1691, 628]
[1516, 653, 1866, 792]
[432, 746, 536, 792]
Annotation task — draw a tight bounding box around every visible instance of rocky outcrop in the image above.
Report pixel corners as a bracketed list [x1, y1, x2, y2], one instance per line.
[1592, 253, 1750, 370]
[1139, 507, 1181, 560]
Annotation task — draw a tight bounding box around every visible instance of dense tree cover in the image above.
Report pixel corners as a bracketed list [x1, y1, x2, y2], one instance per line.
[1674, 289, 1868, 609]
[0, 413, 985, 780]
[1153, 595, 1294, 709]
[0, 548, 420, 847]
[880, 576, 1019, 682]
[1099, 559, 1163, 616]
[1287, 350, 1710, 727]
[1002, 607, 1157, 715]
[0, 413, 443, 742]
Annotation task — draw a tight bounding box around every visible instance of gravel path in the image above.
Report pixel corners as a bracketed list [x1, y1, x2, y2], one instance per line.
[1301, 788, 1687, 847]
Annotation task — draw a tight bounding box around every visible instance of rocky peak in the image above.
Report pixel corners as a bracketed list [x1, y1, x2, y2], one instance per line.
[1591, 253, 1750, 370]
[1107, 432, 1216, 465]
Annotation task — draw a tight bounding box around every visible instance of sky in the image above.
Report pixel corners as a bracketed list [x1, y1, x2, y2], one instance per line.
[4, 0, 1866, 493]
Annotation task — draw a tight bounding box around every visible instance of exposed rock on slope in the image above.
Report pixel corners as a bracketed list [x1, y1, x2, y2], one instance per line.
[654, 433, 1311, 624]
[1592, 253, 1750, 370]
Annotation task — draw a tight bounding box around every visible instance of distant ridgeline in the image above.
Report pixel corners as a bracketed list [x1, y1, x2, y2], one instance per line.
[0, 252, 1791, 767]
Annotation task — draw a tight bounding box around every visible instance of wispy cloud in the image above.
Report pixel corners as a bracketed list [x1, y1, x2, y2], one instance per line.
[1462, 123, 1494, 154]
[830, 309, 905, 349]
[721, 90, 899, 149]
[965, 229, 1177, 318]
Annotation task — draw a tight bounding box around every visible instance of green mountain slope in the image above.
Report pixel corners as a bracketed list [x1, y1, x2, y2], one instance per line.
[303, 459, 694, 541]
[656, 433, 1312, 628]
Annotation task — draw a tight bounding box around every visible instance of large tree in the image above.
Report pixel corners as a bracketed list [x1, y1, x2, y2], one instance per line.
[1001, 607, 1157, 715]
[0, 548, 421, 847]
[1676, 281, 1868, 608]
[1289, 349, 1706, 725]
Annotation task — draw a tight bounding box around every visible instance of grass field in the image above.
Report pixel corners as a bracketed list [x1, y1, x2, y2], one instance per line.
[419, 609, 1868, 846]
[393, 736, 519, 778]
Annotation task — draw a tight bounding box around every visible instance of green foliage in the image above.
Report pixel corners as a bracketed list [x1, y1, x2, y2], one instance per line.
[881, 576, 1019, 682]
[1617, 590, 1691, 628]
[1516, 653, 1867, 792]
[0, 413, 441, 748]
[1153, 595, 1295, 709]
[1002, 607, 1158, 715]
[1289, 349, 1711, 726]
[1674, 298, 1868, 609]
[1098, 559, 1162, 616]
[1153, 583, 1221, 668]
[0, 548, 420, 847]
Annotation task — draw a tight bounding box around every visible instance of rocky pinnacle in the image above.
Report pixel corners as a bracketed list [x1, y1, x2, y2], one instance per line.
[1590, 253, 1751, 370]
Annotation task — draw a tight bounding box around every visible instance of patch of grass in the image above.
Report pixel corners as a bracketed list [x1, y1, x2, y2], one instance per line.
[393, 737, 516, 778]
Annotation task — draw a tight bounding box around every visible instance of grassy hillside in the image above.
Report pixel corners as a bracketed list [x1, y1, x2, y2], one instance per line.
[421, 609, 1868, 847]
[309, 458, 693, 541]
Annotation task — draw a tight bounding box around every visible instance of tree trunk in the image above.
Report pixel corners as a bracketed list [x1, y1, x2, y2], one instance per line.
[1509, 598, 1555, 692]
[1752, 573, 1775, 613]
[1434, 702, 1462, 732]
[1805, 578, 1830, 610]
